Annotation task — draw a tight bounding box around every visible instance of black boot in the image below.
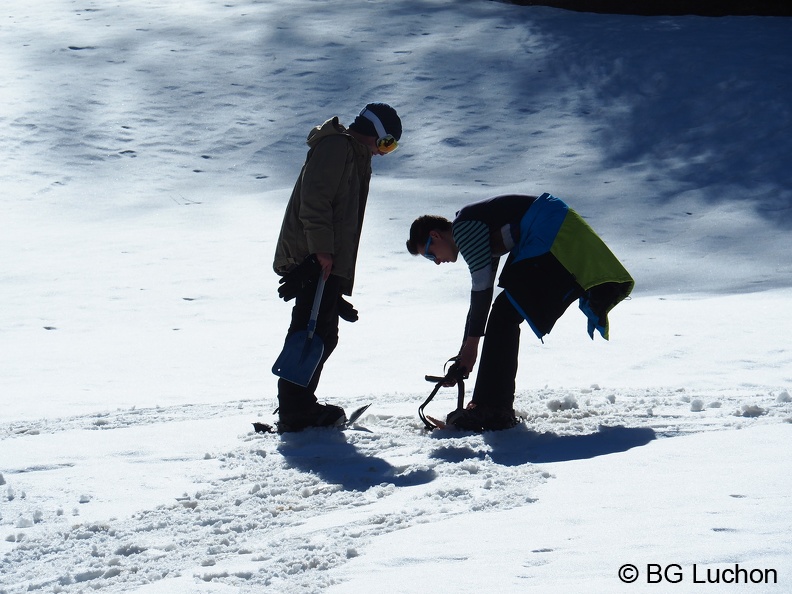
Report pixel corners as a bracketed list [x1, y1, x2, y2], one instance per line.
[446, 403, 518, 432]
[277, 402, 347, 433]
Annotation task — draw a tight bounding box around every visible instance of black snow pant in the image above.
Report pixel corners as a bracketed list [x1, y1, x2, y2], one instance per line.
[277, 274, 341, 414]
[471, 291, 524, 410]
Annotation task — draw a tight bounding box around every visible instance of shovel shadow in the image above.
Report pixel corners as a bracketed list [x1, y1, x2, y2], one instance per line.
[277, 430, 436, 491]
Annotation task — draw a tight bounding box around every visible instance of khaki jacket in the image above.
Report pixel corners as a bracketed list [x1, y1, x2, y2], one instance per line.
[273, 117, 372, 295]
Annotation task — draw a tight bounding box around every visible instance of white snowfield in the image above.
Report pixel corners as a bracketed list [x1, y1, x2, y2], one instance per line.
[1, 0, 791, 593]
[2, 386, 791, 593]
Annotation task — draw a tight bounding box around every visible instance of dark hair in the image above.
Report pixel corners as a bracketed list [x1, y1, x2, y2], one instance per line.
[406, 215, 452, 255]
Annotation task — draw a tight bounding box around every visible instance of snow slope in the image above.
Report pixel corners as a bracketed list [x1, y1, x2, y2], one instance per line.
[1, 0, 791, 592]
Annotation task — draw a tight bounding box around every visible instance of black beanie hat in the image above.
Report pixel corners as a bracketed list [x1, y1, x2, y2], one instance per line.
[348, 102, 402, 141]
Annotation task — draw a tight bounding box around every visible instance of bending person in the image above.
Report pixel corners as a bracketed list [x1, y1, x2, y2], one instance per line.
[406, 193, 634, 431]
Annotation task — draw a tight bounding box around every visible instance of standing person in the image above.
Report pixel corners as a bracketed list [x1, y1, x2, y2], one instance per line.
[406, 193, 634, 431]
[273, 103, 402, 433]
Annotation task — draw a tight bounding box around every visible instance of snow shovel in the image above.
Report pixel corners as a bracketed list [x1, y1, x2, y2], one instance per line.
[272, 274, 326, 387]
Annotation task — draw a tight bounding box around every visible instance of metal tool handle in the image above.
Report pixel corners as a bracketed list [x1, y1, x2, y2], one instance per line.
[306, 274, 326, 338]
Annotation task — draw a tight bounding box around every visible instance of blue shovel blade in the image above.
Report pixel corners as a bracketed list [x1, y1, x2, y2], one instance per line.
[272, 330, 325, 387]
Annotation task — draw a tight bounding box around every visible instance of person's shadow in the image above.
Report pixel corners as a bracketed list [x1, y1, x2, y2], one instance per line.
[277, 429, 436, 491]
[430, 424, 657, 466]
[277, 424, 655, 488]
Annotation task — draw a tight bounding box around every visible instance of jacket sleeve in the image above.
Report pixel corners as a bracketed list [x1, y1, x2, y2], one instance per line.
[299, 135, 350, 255]
[453, 219, 498, 338]
[464, 281, 495, 338]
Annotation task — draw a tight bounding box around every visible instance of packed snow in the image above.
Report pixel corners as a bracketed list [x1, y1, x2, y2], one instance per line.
[1, 0, 791, 592]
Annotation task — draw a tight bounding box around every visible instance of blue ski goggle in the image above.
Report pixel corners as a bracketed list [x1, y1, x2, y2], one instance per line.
[423, 236, 436, 262]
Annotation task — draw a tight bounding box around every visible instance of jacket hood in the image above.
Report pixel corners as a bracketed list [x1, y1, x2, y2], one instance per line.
[306, 116, 347, 148]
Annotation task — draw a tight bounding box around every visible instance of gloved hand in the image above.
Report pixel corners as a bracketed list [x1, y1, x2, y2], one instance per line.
[338, 295, 358, 323]
[438, 357, 468, 387]
[277, 255, 321, 301]
[446, 359, 469, 381]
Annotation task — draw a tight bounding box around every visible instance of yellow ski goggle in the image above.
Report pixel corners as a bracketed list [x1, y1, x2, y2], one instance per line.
[361, 108, 399, 154]
[376, 134, 398, 154]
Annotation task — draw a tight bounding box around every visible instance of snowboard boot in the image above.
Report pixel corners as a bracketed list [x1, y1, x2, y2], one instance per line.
[445, 402, 519, 432]
[277, 402, 347, 433]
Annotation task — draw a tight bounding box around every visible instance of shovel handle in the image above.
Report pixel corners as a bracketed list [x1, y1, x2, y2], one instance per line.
[306, 274, 326, 337]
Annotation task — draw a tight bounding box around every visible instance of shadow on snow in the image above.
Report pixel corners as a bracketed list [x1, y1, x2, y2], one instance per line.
[277, 429, 437, 491]
[277, 423, 656, 490]
[431, 424, 657, 465]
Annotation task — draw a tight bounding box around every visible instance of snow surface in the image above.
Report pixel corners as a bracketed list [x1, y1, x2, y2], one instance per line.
[1, 0, 791, 592]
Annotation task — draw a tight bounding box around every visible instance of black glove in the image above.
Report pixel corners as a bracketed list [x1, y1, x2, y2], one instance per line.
[277, 255, 321, 301]
[446, 358, 469, 380]
[338, 295, 358, 323]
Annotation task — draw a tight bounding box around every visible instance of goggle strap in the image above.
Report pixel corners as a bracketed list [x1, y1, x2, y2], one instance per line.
[360, 108, 389, 140]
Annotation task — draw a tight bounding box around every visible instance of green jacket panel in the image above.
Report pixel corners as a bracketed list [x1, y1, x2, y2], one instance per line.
[551, 209, 634, 292]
